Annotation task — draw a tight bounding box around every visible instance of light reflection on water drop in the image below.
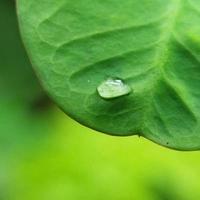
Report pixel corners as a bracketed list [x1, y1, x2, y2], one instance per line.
[97, 78, 132, 99]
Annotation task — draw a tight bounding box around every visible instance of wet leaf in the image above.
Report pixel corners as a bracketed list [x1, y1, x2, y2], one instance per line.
[17, 0, 200, 150]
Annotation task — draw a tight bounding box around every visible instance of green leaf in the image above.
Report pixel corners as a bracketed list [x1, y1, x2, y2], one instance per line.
[17, 0, 200, 150]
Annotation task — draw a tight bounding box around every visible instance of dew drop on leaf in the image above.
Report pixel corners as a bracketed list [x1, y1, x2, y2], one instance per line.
[97, 78, 132, 99]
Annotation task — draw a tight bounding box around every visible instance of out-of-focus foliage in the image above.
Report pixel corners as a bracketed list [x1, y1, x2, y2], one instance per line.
[8, 114, 200, 200]
[1, 1, 200, 200]
[0, 0, 55, 198]
[0, 0, 54, 153]
[0, 0, 42, 102]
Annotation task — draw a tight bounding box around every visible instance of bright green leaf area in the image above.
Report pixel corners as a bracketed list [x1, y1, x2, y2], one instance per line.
[7, 113, 200, 200]
[17, 0, 200, 150]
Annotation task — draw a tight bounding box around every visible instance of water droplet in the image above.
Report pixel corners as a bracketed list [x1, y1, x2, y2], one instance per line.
[97, 78, 132, 99]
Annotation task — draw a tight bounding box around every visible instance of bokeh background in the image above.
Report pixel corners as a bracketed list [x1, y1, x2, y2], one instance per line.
[1, 1, 200, 200]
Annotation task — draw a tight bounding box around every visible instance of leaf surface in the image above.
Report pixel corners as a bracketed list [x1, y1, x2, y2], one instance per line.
[17, 0, 200, 150]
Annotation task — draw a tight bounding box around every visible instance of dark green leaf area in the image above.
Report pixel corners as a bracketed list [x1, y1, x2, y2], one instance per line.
[0, 0, 43, 104]
[17, 0, 200, 150]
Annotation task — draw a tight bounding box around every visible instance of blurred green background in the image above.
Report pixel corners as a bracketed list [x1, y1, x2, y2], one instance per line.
[1, 1, 200, 200]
